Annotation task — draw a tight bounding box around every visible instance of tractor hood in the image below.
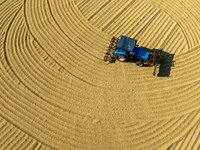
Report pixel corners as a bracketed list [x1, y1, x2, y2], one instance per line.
[117, 36, 137, 52]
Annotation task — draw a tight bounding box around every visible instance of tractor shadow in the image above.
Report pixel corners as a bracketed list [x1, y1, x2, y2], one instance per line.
[128, 47, 175, 77]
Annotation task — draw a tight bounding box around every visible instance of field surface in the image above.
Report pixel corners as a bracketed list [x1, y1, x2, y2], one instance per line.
[0, 0, 200, 149]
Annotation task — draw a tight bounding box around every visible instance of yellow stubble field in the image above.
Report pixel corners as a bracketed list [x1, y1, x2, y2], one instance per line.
[0, 0, 200, 149]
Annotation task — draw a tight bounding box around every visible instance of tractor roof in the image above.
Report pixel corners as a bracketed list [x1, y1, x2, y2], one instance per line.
[117, 36, 137, 52]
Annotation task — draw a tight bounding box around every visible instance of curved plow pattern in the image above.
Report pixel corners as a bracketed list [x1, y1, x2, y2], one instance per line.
[0, 0, 200, 149]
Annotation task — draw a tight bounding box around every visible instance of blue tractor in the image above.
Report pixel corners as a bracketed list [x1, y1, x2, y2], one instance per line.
[104, 36, 162, 75]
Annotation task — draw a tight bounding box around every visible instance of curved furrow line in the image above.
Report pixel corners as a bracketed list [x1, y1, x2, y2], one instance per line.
[43, 0, 105, 63]
[26, 0, 98, 81]
[0, 0, 22, 30]
[29, 35, 102, 98]
[145, 83, 199, 105]
[2, 37, 114, 150]
[0, 4, 24, 86]
[30, 39, 116, 103]
[146, 0, 200, 49]
[120, 79, 197, 102]
[79, 0, 98, 17]
[126, 7, 187, 54]
[113, 68, 191, 91]
[76, 0, 188, 55]
[178, 121, 200, 150]
[88, 0, 125, 26]
[0, 116, 43, 150]
[24, 33, 108, 112]
[48, 0, 112, 66]
[92, 0, 133, 29]
[168, 119, 200, 150]
[0, 0, 23, 78]
[137, 84, 199, 117]
[127, 84, 200, 115]
[120, 122, 154, 134]
[175, 42, 200, 62]
[113, 76, 191, 93]
[120, 110, 200, 149]
[123, 120, 168, 137]
[117, 3, 159, 38]
[0, 122, 13, 142]
[5, 9, 101, 131]
[182, 0, 200, 34]
[32, 39, 61, 72]
[75, 0, 88, 9]
[0, 72, 79, 148]
[103, 61, 199, 93]
[0, 76, 98, 149]
[85, 1, 111, 20]
[49, 0, 107, 54]
[0, 61, 99, 142]
[149, 93, 200, 117]
[2, 9, 96, 122]
[104, 0, 147, 34]
[24, 37, 94, 109]
[0, 0, 6, 5]
[78, 0, 108, 18]
[1, 8, 108, 149]
[148, 113, 200, 150]
[14, 23, 94, 110]
[47, 0, 108, 50]
[134, 12, 175, 49]
[25, 0, 118, 85]
[1, 130, 22, 150]
[1, 86, 126, 150]
[31, 41, 100, 88]
[175, 0, 200, 48]
[64, 0, 109, 41]
[108, 83, 200, 119]
[125, 119, 180, 147]
[27, 0, 112, 86]
[142, 1, 191, 50]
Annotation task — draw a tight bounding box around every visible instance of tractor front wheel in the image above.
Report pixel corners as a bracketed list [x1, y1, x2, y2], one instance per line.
[115, 54, 127, 62]
[136, 61, 144, 67]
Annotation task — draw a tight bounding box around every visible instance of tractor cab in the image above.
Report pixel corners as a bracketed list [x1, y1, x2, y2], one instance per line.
[114, 36, 150, 62]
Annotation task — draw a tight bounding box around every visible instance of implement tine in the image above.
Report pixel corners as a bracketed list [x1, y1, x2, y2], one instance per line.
[104, 37, 118, 63]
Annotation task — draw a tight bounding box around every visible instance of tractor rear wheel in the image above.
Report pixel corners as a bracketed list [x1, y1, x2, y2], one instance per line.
[115, 54, 127, 62]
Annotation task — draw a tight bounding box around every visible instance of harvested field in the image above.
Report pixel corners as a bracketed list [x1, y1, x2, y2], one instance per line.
[0, 0, 200, 149]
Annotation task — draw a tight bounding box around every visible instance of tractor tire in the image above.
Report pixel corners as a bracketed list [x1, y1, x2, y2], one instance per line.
[136, 61, 144, 67]
[115, 54, 127, 62]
